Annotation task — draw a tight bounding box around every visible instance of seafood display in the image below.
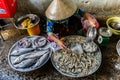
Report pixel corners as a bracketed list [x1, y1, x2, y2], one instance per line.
[51, 35, 102, 77]
[8, 36, 52, 72]
[34, 37, 47, 47]
[18, 39, 32, 48]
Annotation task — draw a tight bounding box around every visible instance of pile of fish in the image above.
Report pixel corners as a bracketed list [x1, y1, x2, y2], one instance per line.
[51, 36, 101, 77]
[8, 36, 51, 72]
[17, 36, 47, 48]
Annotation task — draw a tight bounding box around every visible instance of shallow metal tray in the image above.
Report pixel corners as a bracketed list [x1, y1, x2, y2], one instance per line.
[51, 35, 102, 78]
[8, 36, 52, 72]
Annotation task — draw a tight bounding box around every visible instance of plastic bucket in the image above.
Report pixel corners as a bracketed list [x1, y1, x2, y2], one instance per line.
[15, 14, 40, 36]
[27, 23, 40, 36]
[106, 17, 120, 35]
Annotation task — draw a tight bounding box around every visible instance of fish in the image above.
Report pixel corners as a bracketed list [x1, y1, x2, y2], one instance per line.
[32, 53, 49, 68]
[12, 48, 50, 65]
[10, 48, 35, 56]
[34, 37, 47, 47]
[24, 48, 50, 59]
[14, 58, 37, 68]
[18, 39, 32, 48]
[12, 53, 29, 65]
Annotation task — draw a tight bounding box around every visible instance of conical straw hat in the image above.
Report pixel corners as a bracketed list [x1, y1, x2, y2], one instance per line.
[45, 0, 77, 20]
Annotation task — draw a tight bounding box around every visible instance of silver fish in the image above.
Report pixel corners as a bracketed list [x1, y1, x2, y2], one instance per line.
[13, 53, 29, 64]
[14, 58, 37, 68]
[11, 48, 35, 56]
[32, 53, 49, 68]
[25, 48, 50, 59]
[34, 37, 47, 47]
[13, 48, 50, 65]
[18, 39, 32, 48]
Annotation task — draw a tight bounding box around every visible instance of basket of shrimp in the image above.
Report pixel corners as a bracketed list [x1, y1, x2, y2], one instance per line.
[51, 35, 102, 77]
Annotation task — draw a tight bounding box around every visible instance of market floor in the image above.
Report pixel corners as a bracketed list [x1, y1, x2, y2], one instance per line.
[0, 20, 120, 80]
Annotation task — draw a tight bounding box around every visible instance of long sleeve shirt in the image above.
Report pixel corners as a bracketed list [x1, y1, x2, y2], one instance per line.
[46, 9, 86, 36]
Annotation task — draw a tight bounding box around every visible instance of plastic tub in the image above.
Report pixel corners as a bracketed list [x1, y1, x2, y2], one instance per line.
[15, 14, 40, 36]
[106, 17, 120, 35]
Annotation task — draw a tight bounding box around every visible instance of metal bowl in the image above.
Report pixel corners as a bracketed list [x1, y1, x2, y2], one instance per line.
[98, 27, 112, 37]
[106, 17, 120, 35]
[51, 35, 102, 78]
[15, 14, 40, 29]
[116, 40, 120, 56]
[8, 36, 52, 72]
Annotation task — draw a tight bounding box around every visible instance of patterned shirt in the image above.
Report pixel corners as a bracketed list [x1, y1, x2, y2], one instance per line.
[46, 9, 85, 36]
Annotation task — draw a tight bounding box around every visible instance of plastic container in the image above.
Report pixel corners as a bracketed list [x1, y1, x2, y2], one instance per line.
[0, 37, 4, 54]
[51, 35, 102, 78]
[27, 23, 40, 36]
[98, 27, 112, 37]
[106, 17, 120, 35]
[15, 14, 40, 36]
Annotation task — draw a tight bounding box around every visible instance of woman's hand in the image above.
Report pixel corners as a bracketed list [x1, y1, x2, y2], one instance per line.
[57, 40, 67, 51]
[48, 34, 67, 50]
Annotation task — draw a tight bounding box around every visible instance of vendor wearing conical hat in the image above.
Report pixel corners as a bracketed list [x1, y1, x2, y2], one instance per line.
[45, 0, 96, 50]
